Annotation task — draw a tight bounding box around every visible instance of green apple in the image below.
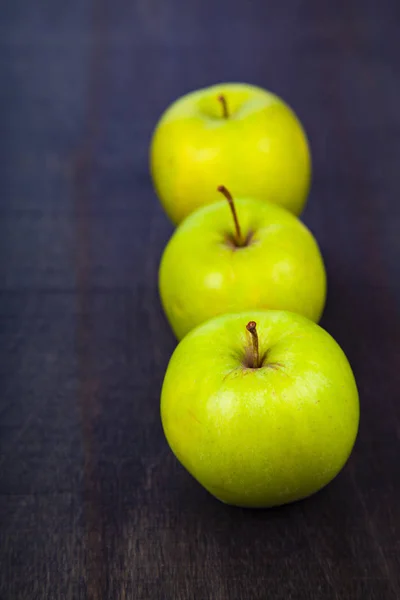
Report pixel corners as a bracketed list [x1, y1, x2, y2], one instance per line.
[159, 187, 326, 340]
[150, 83, 311, 225]
[161, 311, 359, 508]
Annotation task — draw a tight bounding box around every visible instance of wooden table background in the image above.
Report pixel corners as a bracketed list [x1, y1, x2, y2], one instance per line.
[1, 1, 400, 598]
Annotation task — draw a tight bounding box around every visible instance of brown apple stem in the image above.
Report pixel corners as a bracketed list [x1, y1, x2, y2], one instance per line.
[246, 321, 260, 368]
[217, 94, 229, 119]
[217, 185, 242, 245]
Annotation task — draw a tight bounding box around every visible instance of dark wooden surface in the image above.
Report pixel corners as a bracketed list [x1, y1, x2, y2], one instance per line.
[1, 1, 400, 598]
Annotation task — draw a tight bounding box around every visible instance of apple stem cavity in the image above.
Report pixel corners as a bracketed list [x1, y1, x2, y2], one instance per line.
[246, 321, 260, 368]
[217, 94, 229, 119]
[217, 185, 243, 246]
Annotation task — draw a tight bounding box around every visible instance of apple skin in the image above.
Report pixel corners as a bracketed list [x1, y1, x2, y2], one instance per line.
[159, 197, 326, 340]
[161, 310, 359, 508]
[150, 83, 311, 225]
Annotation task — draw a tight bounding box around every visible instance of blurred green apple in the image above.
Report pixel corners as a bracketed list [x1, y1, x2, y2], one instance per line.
[159, 187, 326, 340]
[150, 83, 311, 224]
[161, 311, 359, 508]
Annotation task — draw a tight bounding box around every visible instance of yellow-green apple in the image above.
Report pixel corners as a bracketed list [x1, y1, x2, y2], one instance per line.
[161, 311, 359, 508]
[159, 187, 326, 340]
[150, 83, 311, 224]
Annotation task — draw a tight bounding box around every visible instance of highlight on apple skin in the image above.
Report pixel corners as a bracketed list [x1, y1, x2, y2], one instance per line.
[150, 82, 311, 225]
[159, 189, 327, 340]
[161, 310, 360, 508]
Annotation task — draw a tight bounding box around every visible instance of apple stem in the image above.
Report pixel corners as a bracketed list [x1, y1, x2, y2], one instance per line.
[217, 185, 243, 245]
[217, 94, 229, 119]
[246, 321, 260, 368]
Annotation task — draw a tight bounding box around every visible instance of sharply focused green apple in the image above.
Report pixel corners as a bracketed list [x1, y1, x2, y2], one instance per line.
[161, 311, 359, 508]
[159, 187, 326, 340]
[150, 83, 311, 224]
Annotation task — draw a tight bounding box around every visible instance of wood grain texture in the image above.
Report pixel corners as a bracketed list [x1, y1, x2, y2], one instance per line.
[1, 0, 399, 598]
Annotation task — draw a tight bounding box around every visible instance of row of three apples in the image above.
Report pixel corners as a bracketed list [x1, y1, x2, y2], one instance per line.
[149, 83, 359, 508]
